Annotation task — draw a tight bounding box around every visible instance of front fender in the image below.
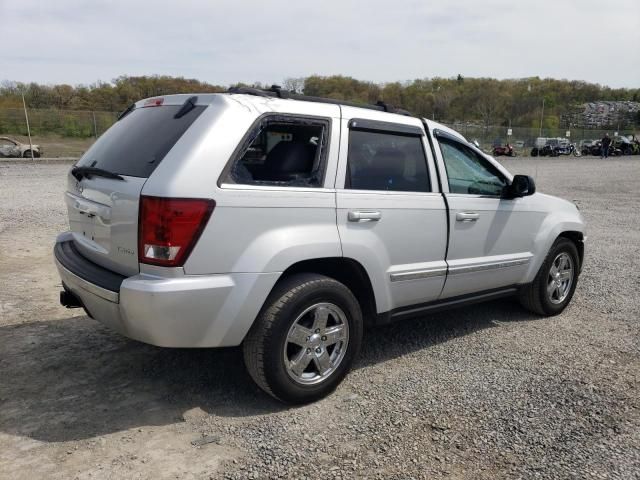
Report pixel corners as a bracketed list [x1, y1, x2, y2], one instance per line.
[524, 205, 585, 283]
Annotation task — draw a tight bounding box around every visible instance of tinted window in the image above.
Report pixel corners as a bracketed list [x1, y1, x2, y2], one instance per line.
[228, 117, 328, 187]
[346, 130, 430, 192]
[76, 104, 206, 178]
[439, 139, 506, 196]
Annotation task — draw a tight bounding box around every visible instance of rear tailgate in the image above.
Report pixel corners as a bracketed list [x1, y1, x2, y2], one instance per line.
[65, 97, 207, 276]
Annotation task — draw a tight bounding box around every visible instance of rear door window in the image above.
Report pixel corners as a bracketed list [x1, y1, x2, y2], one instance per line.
[346, 130, 430, 192]
[75, 104, 206, 178]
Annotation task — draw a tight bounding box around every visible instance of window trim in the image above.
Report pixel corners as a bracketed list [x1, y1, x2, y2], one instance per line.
[218, 113, 332, 188]
[349, 118, 424, 137]
[437, 136, 508, 198]
[344, 127, 433, 193]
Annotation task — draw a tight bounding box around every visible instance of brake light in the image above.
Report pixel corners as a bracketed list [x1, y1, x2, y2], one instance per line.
[143, 97, 164, 107]
[138, 196, 214, 267]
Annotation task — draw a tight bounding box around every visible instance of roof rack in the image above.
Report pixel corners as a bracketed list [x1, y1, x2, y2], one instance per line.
[226, 85, 413, 117]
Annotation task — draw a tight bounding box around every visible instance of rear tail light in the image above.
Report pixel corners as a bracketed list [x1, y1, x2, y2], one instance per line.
[138, 196, 214, 267]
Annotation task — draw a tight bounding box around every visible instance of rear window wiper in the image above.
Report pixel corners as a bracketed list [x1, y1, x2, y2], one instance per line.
[174, 96, 198, 119]
[71, 166, 124, 181]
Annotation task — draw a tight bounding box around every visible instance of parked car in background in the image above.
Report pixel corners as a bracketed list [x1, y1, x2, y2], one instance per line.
[0, 137, 42, 158]
[54, 88, 586, 403]
[579, 139, 598, 156]
[614, 135, 640, 155]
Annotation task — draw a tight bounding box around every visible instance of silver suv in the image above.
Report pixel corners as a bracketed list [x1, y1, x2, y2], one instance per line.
[54, 88, 586, 403]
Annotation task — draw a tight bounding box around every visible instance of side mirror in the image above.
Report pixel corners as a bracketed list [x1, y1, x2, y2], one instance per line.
[505, 174, 536, 198]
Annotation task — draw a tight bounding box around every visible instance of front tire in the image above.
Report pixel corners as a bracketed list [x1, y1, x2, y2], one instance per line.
[519, 238, 580, 316]
[243, 273, 363, 404]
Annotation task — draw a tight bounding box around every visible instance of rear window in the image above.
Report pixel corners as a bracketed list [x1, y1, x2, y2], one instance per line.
[75, 104, 206, 178]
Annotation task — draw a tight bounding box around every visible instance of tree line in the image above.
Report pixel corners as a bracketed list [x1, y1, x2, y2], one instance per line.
[1, 74, 639, 129]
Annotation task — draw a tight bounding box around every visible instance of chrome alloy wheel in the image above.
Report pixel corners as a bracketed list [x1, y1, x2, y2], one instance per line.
[547, 252, 574, 304]
[283, 303, 350, 385]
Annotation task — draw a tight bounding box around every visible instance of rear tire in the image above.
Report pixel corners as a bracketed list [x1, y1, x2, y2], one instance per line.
[519, 238, 580, 316]
[243, 273, 363, 404]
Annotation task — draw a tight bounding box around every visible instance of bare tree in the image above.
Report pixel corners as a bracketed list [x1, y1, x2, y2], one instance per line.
[282, 77, 305, 94]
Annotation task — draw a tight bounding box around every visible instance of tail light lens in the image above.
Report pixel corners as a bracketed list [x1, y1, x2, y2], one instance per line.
[143, 97, 164, 107]
[138, 196, 215, 267]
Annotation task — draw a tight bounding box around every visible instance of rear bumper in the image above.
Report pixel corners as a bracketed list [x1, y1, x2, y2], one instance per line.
[54, 238, 280, 348]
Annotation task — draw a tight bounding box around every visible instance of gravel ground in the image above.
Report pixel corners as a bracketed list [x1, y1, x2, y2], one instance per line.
[0, 158, 639, 479]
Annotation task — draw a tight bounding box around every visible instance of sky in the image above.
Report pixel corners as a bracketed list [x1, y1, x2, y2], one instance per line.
[1, 0, 639, 89]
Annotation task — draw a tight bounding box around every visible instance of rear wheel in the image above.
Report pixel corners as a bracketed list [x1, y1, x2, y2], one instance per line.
[531, 148, 538, 157]
[243, 273, 363, 404]
[519, 238, 579, 316]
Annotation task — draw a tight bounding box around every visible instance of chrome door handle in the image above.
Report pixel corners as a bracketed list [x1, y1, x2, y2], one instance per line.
[348, 210, 382, 222]
[456, 212, 479, 222]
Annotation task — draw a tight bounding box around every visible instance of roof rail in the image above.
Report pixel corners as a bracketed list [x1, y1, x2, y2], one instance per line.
[226, 86, 413, 117]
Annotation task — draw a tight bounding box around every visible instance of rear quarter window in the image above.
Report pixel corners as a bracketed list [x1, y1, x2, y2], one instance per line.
[75, 104, 206, 178]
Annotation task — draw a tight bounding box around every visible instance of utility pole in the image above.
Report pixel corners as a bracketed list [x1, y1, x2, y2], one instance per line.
[539, 98, 545, 137]
[21, 93, 35, 160]
[92, 111, 98, 139]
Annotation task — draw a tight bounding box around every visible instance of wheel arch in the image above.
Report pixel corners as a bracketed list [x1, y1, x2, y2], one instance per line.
[276, 257, 378, 328]
[558, 230, 585, 271]
[525, 214, 586, 284]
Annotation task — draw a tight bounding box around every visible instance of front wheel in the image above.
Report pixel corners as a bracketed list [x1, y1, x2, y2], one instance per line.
[243, 273, 363, 404]
[519, 238, 580, 316]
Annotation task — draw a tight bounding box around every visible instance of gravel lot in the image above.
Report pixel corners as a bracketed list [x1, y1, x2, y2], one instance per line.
[0, 158, 639, 479]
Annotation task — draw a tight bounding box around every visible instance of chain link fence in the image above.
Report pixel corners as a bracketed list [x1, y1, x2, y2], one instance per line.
[1, 108, 637, 158]
[0, 108, 117, 139]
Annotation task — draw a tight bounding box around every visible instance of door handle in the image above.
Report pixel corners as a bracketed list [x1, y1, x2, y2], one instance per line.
[348, 210, 382, 222]
[456, 212, 479, 222]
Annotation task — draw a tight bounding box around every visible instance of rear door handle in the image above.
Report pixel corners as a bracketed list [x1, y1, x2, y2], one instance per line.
[456, 212, 479, 222]
[348, 210, 382, 222]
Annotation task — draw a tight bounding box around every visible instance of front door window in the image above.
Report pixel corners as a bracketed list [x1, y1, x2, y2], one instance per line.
[439, 139, 506, 196]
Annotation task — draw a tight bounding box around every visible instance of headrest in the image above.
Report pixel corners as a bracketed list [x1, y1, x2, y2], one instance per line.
[265, 141, 315, 174]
